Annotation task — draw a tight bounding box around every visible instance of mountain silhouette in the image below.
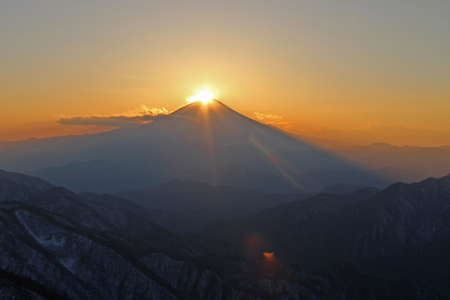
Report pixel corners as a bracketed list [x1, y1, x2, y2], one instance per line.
[204, 174, 450, 295]
[119, 179, 308, 233]
[0, 169, 444, 299]
[0, 100, 384, 193]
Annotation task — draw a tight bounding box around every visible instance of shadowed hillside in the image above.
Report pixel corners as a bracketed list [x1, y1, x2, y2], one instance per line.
[0, 101, 385, 194]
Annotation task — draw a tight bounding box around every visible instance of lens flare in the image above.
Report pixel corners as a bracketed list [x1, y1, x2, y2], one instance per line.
[187, 89, 216, 105]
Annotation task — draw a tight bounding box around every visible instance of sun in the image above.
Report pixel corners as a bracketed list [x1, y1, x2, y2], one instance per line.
[187, 89, 216, 105]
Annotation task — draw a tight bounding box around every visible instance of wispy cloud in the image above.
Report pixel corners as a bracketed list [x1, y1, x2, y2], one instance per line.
[58, 105, 168, 127]
[253, 112, 289, 128]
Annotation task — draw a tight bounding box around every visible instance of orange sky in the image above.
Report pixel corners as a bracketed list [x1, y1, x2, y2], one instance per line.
[1, 1, 450, 146]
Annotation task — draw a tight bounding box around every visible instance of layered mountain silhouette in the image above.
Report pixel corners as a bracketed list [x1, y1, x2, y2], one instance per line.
[0, 170, 260, 299]
[119, 179, 308, 233]
[337, 143, 450, 182]
[0, 169, 447, 299]
[206, 174, 450, 296]
[0, 101, 384, 193]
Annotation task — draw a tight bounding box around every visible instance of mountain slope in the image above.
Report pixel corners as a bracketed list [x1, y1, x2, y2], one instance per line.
[207, 174, 450, 294]
[0, 170, 446, 299]
[0, 170, 302, 299]
[119, 180, 307, 233]
[0, 101, 384, 193]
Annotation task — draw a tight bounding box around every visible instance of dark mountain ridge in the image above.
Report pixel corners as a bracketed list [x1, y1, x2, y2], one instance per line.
[205, 174, 450, 295]
[119, 179, 308, 233]
[0, 169, 447, 299]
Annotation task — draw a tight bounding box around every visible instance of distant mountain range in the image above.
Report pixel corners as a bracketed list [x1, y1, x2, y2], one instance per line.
[335, 143, 450, 182]
[0, 101, 384, 194]
[0, 169, 449, 299]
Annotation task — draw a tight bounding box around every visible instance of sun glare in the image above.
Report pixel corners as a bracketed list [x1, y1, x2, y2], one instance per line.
[187, 89, 216, 105]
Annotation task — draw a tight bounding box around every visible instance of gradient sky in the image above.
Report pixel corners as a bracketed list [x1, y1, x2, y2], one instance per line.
[1, 0, 450, 146]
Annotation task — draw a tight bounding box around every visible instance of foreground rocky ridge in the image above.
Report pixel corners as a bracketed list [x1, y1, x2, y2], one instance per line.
[0, 169, 448, 299]
[0, 170, 326, 299]
[206, 175, 450, 297]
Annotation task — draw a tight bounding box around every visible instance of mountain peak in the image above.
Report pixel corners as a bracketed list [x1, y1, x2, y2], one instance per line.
[170, 100, 241, 119]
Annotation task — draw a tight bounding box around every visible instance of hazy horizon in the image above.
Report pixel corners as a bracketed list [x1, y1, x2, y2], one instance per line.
[2, 0, 450, 146]
[1, 100, 449, 149]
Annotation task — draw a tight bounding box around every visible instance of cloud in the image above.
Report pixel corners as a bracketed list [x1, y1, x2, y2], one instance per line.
[58, 106, 169, 127]
[131, 105, 168, 116]
[253, 112, 289, 128]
